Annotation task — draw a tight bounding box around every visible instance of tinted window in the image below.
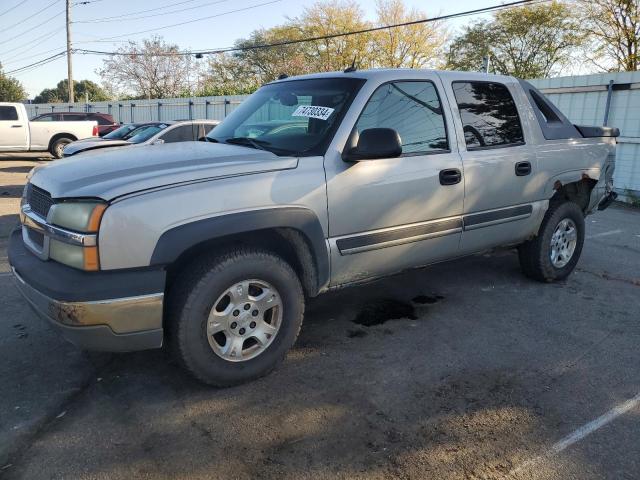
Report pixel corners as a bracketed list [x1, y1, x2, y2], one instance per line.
[0, 106, 18, 121]
[33, 114, 54, 121]
[203, 123, 216, 135]
[355, 81, 448, 154]
[452, 81, 524, 149]
[64, 114, 88, 121]
[161, 125, 196, 143]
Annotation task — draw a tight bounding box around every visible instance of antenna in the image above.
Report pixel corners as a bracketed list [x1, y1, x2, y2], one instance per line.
[344, 57, 357, 73]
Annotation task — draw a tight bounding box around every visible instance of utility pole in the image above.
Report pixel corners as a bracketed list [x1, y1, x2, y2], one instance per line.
[66, 0, 74, 103]
[481, 55, 491, 74]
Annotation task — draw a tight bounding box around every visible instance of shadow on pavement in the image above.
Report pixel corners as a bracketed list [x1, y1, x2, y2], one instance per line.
[0, 185, 25, 199]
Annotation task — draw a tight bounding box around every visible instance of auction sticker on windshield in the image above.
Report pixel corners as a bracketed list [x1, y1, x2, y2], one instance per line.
[292, 105, 335, 121]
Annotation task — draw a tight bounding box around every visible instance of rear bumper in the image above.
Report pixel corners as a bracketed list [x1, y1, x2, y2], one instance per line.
[9, 229, 165, 352]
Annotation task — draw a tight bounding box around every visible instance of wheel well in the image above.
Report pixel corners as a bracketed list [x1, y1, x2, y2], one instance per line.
[48, 133, 77, 150]
[164, 228, 320, 299]
[551, 177, 598, 212]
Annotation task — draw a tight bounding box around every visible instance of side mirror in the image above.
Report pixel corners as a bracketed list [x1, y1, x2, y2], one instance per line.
[342, 128, 402, 161]
[151, 139, 165, 145]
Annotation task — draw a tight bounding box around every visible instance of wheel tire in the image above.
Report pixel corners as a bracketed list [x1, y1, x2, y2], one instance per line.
[50, 137, 72, 159]
[167, 248, 305, 387]
[518, 201, 585, 282]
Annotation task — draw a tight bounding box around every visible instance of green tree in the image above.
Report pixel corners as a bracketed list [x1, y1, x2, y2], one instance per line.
[33, 79, 109, 103]
[0, 64, 26, 102]
[446, 1, 584, 78]
[371, 0, 447, 68]
[577, 0, 640, 71]
[200, 0, 447, 95]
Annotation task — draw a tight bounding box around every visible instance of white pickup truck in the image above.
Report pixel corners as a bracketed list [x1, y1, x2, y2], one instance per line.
[0, 102, 98, 158]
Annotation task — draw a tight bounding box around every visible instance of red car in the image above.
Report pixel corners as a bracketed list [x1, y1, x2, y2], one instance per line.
[31, 111, 119, 136]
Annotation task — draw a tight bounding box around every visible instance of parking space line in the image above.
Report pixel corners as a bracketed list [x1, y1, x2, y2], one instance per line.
[586, 229, 623, 239]
[508, 392, 640, 477]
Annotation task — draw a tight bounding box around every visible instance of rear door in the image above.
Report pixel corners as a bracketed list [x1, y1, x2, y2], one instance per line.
[325, 77, 464, 286]
[443, 79, 542, 253]
[0, 105, 28, 149]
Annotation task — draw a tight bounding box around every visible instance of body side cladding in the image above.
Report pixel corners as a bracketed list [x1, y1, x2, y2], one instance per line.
[150, 207, 330, 295]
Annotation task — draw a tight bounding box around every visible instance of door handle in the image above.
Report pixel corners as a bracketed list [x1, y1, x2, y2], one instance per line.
[439, 168, 462, 186]
[515, 161, 531, 176]
[11, 125, 22, 128]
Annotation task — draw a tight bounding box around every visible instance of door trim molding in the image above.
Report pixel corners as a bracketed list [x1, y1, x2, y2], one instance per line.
[335, 217, 462, 255]
[463, 204, 533, 231]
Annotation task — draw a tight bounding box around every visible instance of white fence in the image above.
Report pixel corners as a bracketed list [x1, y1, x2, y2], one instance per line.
[531, 72, 640, 202]
[24, 72, 640, 202]
[24, 95, 250, 123]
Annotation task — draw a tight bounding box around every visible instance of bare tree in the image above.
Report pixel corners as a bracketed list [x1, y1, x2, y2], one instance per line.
[97, 36, 194, 99]
[578, 0, 640, 71]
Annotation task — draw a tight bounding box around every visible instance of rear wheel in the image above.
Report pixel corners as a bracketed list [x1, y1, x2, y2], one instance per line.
[518, 201, 585, 282]
[167, 248, 304, 386]
[50, 137, 72, 159]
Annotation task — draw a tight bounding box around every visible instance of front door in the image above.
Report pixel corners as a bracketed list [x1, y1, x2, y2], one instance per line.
[325, 78, 464, 286]
[0, 105, 28, 150]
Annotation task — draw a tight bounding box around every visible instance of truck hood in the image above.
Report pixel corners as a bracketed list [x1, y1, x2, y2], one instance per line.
[30, 141, 298, 200]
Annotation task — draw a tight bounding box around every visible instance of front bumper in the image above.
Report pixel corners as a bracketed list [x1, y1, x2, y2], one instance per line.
[9, 229, 165, 352]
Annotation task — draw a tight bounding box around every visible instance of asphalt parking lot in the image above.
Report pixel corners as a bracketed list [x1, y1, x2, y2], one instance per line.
[1, 155, 639, 480]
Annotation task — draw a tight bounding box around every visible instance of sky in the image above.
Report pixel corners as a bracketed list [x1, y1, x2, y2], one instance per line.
[0, 0, 504, 98]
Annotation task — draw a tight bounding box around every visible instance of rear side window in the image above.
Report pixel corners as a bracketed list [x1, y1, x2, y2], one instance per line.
[452, 81, 524, 149]
[0, 106, 18, 121]
[355, 81, 448, 154]
[64, 114, 88, 121]
[161, 125, 196, 143]
[33, 114, 54, 121]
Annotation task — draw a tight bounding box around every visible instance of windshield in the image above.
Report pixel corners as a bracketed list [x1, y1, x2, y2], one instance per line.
[127, 124, 170, 144]
[207, 77, 365, 156]
[103, 124, 141, 140]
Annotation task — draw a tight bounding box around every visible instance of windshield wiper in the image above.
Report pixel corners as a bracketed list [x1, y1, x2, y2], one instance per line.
[224, 137, 270, 151]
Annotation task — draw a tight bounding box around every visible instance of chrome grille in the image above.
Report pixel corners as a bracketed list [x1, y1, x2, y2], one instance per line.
[26, 184, 54, 218]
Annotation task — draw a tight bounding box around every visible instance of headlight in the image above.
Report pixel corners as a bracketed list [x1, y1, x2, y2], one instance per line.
[49, 201, 107, 233]
[48, 201, 107, 271]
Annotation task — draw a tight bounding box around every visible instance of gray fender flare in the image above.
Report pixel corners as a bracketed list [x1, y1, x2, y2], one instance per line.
[150, 207, 329, 292]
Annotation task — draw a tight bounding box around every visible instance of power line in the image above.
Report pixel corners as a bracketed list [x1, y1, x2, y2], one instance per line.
[1, 0, 60, 34]
[76, 0, 545, 58]
[75, 0, 233, 24]
[0, 0, 28, 18]
[76, 0, 283, 41]
[2, 26, 65, 60]
[2, 43, 67, 66]
[75, 0, 206, 23]
[5, 51, 66, 75]
[0, 9, 64, 46]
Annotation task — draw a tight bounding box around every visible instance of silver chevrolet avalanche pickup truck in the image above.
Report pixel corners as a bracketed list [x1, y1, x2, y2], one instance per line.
[10, 69, 619, 386]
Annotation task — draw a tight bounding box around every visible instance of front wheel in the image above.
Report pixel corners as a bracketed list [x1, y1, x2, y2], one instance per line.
[518, 201, 585, 282]
[167, 248, 304, 386]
